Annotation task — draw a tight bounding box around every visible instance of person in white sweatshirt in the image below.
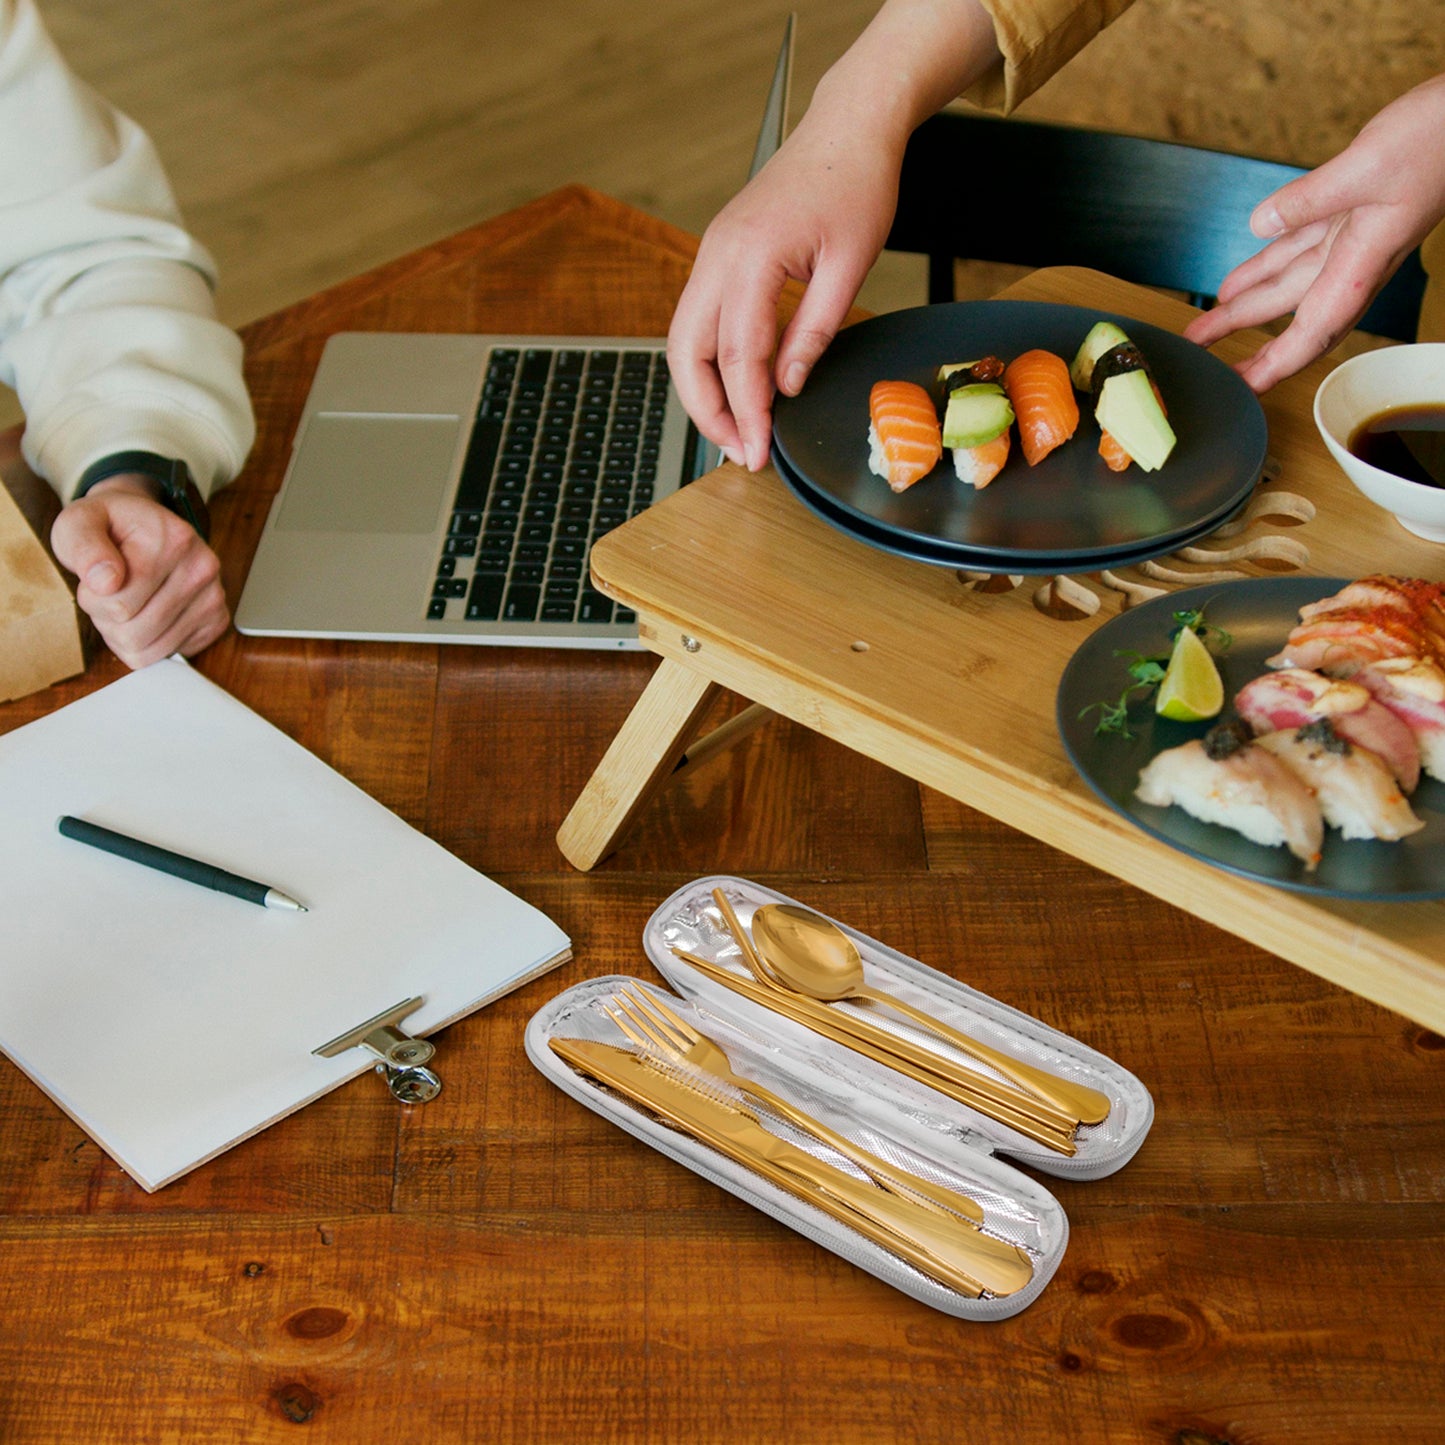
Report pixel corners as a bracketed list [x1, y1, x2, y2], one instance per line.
[0, 0, 254, 669]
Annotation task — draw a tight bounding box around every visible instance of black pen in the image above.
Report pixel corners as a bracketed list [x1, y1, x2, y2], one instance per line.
[57, 815, 308, 912]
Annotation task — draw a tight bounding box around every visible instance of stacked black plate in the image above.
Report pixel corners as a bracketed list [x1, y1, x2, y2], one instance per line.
[770, 300, 1268, 575]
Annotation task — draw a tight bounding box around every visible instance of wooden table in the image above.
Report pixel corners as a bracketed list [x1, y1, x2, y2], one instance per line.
[1, 187, 1442, 1444]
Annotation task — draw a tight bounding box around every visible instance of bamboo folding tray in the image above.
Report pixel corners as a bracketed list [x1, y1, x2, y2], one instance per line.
[527, 876, 1154, 1319]
[557, 269, 1445, 1032]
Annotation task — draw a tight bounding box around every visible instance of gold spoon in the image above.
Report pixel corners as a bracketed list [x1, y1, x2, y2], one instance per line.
[749, 904, 1112, 1127]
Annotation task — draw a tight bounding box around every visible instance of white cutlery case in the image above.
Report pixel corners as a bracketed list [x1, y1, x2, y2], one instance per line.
[525, 875, 1154, 1319]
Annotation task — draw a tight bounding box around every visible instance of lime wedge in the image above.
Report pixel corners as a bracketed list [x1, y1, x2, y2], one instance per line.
[1156, 625, 1224, 722]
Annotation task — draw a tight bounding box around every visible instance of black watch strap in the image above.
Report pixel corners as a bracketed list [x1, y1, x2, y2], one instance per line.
[74, 451, 209, 539]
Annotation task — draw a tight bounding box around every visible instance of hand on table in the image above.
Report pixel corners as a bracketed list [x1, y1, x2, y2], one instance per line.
[1184, 73, 1445, 393]
[50, 474, 228, 669]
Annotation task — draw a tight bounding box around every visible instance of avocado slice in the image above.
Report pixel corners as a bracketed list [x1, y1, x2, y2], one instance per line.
[1069, 320, 1132, 391]
[1095, 367, 1177, 471]
[942, 383, 1014, 449]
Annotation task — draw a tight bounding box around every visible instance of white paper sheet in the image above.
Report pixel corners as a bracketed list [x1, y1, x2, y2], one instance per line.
[0, 657, 570, 1189]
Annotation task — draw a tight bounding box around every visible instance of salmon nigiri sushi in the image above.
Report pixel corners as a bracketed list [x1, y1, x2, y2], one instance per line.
[1002, 349, 1079, 467]
[868, 380, 943, 492]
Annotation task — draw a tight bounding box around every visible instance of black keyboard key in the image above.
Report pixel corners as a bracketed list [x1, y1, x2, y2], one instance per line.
[577, 590, 614, 624]
[466, 573, 505, 620]
[520, 349, 552, 384]
[554, 349, 585, 376]
[503, 584, 541, 621]
[428, 598, 448, 620]
[444, 535, 478, 557]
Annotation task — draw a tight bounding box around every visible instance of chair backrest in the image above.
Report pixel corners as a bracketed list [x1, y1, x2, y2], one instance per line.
[885, 111, 1426, 342]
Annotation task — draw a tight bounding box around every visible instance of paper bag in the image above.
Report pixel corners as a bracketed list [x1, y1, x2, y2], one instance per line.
[0, 452, 86, 702]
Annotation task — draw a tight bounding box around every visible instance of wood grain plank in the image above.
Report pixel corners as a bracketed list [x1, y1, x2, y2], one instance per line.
[0, 1204, 1439, 1444]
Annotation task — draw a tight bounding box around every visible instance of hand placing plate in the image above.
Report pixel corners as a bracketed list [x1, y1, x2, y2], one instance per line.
[1055, 578, 1445, 900]
[772, 301, 1267, 569]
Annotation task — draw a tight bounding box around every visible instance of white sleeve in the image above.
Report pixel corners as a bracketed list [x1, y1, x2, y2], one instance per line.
[0, 0, 254, 501]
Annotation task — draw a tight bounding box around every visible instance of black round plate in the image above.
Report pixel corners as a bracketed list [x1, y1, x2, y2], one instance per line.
[773, 445, 1247, 576]
[1056, 578, 1445, 899]
[772, 300, 1267, 565]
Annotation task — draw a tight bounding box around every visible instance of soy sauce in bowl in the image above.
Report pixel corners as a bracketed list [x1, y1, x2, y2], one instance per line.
[1348, 404, 1445, 488]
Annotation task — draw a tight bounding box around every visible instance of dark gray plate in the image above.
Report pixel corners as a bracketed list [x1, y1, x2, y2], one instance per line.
[772, 301, 1267, 565]
[773, 445, 1246, 575]
[1056, 578, 1445, 899]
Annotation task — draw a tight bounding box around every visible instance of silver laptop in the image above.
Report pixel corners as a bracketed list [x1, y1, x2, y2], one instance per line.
[236, 17, 794, 650]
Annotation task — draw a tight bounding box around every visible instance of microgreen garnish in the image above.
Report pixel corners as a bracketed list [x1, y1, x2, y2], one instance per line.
[1079, 606, 1232, 739]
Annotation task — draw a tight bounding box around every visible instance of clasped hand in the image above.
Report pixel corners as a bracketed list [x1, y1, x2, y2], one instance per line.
[50, 474, 228, 669]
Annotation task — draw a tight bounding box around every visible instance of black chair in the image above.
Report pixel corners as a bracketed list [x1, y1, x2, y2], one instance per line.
[884, 111, 1426, 342]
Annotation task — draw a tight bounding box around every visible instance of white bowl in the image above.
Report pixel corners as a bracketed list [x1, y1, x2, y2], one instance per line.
[1313, 343, 1445, 542]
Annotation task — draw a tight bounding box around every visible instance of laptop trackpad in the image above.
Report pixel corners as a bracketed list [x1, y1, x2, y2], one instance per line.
[275, 413, 461, 534]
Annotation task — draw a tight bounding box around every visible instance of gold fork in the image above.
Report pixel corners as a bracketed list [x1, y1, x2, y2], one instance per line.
[608, 986, 987, 1226]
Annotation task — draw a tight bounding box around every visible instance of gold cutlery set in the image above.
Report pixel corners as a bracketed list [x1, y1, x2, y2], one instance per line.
[532, 879, 1153, 1317]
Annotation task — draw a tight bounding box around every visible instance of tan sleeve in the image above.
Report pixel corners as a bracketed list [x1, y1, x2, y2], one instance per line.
[961, 0, 1140, 113]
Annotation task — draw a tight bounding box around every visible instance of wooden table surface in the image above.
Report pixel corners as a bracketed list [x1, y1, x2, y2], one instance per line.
[1, 187, 1442, 1444]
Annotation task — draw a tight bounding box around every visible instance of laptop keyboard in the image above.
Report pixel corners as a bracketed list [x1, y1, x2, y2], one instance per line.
[428, 345, 669, 627]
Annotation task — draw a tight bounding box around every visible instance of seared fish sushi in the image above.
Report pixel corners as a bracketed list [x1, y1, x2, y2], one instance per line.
[1135, 720, 1324, 869]
[1359, 656, 1445, 783]
[1254, 721, 1424, 842]
[1235, 668, 1421, 794]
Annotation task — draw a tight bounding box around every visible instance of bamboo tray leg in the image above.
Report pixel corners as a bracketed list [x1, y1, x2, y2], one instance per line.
[557, 659, 725, 869]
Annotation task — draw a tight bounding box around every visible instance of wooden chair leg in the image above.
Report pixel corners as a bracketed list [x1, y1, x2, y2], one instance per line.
[556, 660, 724, 870]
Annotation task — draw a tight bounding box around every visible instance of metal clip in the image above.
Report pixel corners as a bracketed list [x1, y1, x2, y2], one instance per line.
[314, 997, 442, 1104]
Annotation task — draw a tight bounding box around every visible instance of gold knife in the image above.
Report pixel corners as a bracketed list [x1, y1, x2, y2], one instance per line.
[673, 948, 1078, 1154]
[551, 1035, 1035, 1299]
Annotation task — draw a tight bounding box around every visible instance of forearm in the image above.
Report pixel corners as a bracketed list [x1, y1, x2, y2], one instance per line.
[0, 0, 254, 503]
[804, 0, 1004, 160]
